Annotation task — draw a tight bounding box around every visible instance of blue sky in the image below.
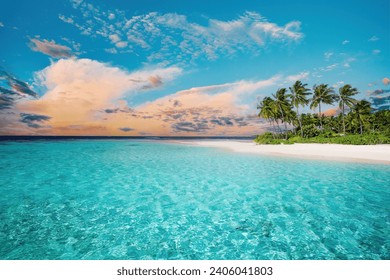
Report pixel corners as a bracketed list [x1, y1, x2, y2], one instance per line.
[0, 0, 389, 135]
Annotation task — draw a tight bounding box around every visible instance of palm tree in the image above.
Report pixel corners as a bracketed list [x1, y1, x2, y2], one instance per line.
[272, 88, 291, 139]
[310, 84, 337, 130]
[351, 100, 372, 134]
[338, 84, 358, 134]
[257, 96, 277, 136]
[289, 80, 311, 137]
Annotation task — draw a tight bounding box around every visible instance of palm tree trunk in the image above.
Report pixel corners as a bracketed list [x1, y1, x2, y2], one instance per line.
[319, 102, 323, 130]
[275, 119, 282, 135]
[359, 119, 363, 135]
[296, 106, 304, 137]
[284, 121, 288, 140]
[269, 119, 275, 139]
[278, 104, 288, 140]
[342, 103, 345, 134]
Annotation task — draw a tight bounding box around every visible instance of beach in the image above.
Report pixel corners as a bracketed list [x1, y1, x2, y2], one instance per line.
[179, 140, 390, 164]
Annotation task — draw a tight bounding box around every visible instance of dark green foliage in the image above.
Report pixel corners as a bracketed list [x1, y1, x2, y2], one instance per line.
[255, 132, 390, 145]
[301, 124, 321, 138]
[372, 110, 390, 136]
[256, 81, 390, 145]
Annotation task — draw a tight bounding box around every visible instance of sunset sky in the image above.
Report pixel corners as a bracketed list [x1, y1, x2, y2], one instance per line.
[0, 0, 389, 136]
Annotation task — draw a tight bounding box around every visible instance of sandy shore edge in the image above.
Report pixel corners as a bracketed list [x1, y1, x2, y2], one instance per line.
[172, 140, 390, 164]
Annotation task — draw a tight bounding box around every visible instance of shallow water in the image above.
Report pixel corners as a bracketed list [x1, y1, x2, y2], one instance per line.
[0, 140, 389, 259]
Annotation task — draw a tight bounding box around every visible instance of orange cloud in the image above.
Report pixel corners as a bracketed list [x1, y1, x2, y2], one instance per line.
[7, 59, 282, 136]
[15, 58, 181, 135]
[323, 107, 340, 117]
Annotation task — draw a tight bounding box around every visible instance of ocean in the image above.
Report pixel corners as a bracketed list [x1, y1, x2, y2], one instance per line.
[0, 140, 389, 259]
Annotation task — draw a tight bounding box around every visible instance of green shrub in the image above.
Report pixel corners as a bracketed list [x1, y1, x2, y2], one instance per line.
[301, 124, 320, 138]
[255, 132, 390, 145]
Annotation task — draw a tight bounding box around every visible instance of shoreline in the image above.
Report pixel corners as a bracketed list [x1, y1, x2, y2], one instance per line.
[174, 140, 390, 164]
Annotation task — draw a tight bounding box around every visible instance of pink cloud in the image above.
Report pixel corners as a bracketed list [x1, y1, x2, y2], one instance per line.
[29, 38, 73, 58]
[6, 58, 279, 136]
[15, 58, 182, 135]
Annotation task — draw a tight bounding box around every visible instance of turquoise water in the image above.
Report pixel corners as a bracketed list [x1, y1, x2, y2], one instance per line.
[0, 140, 389, 260]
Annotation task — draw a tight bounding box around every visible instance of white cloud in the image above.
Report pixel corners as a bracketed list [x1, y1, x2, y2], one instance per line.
[62, 2, 303, 62]
[115, 41, 128, 48]
[343, 57, 356, 68]
[332, 81, 345, 88]
[0, 22, 4, 28]
[372, 49, 381, 54]
[61, 37, 81, 51]
[324, 52, 333, 60]
[71, 0, 83, 8]
[342, 40, 350, 45]
[59, 14, 74, 24]
[108, 13, 115, 20]
[109, 34, 121, 43]
[105, 48, 118, 54]
[176, 76, 279, 97]
[286, 71, 309, 82]
[320, 63, 338, 72]
[369, 36, 379, 41]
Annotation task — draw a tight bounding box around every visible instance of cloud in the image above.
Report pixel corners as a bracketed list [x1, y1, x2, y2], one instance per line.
[131, 76, 278, 135]
[14, 58, 182, 134]
[342, 57, 356, 68]
[332, 81, 345, 88]
[0, 22, 4, 28]
[369, 89, 390, 111]
[324, 52, 333, 60]
[2, 58, 281, 135]
[108, 13, 115, 20]
[119, 127, 133, 132]
[59, 14, 74, 24]
[383, 78, 390, 85]
[61, 37, 81, 51]
[372, 49, 381, 55]
[368, 36, 379, 41]
[369, 89, 390, 96]
[322, 108, 340, 117]
[104, 108, 120, 114]
[286, 71, 309, 82]
[29, 38, 73, 58]
[20, 113, 51, 128]
[105, 48, 118, 54]
[172, 121, 210, 133]
[320, 63, 338, 72]
[176, 76, 279, 96]
[109, 34, 121, 43]
[342, 40, 350, 45]
[0, 70, 39, 132]
[0, 70, 38, 98]
[115, 41, 128, 48]
[62, 2, 303, 62]
[210, 117, 234, 126]
[0, 95, 15, 110]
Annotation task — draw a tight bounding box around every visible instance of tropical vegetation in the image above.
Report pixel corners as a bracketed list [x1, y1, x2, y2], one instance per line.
[256, 81, 390, 145]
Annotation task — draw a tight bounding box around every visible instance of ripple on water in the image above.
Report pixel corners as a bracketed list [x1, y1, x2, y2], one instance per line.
[0, 140, 389, 259]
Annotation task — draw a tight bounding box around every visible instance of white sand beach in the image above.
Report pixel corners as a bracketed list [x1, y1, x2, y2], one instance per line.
[180, 141, 390, 164]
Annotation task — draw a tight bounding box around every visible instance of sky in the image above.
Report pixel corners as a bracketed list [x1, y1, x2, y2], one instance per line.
[0, 0, 389, 136]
